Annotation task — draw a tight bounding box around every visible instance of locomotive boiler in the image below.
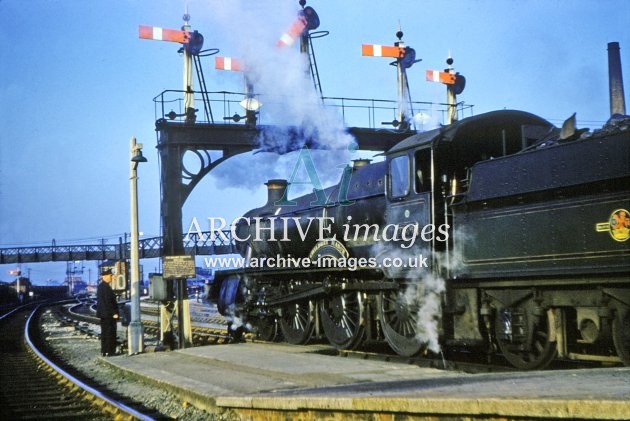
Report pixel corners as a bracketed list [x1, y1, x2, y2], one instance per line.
[213, 109, 630, 369]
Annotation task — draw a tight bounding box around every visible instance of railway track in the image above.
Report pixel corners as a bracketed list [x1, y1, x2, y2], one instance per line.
[66, 300, 236, 346]
[0, 304, 158, 420]
[62, 300, 609, 374]
[62, 301, 524, 373]
[14, 299, 617, 421]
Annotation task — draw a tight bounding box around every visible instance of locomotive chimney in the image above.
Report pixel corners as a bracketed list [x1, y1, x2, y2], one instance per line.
[608, 42, 627, 116]
[265, 179, 288, 205]
[352, 158, 372, 170]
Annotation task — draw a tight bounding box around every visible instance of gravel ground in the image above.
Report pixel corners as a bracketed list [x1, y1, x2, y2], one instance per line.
[39, 307, 228, 420]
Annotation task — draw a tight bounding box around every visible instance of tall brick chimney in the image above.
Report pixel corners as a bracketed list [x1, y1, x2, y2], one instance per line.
[608, 42, 627, 116]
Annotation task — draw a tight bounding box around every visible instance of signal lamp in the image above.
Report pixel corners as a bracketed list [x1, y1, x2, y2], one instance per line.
[240, 97, 262, 112]
[131, 149, 147, 164]
[184, 30, 204, 55]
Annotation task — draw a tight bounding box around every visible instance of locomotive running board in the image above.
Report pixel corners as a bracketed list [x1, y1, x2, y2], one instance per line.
[263, 280, 400, 307]
[215, 264, 384, 281]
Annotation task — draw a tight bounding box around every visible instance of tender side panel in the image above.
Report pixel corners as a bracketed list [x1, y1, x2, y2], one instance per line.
[465, 133, 629, 201]
[454, 191, 629, 277]
[452, 133, 630, 279]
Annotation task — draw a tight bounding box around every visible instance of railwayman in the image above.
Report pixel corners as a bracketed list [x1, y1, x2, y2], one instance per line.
[96, 269, 119, 356]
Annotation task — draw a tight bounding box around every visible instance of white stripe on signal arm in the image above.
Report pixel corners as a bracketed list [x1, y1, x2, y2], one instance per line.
[153, 27, 163, 41]
[278, 33, 294, 47]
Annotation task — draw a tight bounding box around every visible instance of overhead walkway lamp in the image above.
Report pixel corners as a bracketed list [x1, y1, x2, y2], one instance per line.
[129, 136, 147, 355]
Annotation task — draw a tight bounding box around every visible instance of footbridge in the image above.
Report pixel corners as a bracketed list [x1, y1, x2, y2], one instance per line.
[0, 231, 235, 265]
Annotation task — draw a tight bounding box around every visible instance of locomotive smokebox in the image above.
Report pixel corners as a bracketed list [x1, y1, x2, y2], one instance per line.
[608, 42, 627, 116]
[265, 179, 288, 206]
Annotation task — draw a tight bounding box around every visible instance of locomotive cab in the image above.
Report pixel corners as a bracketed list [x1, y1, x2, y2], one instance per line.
[384, 110, 562, 361]
[383, 110, 555, 270]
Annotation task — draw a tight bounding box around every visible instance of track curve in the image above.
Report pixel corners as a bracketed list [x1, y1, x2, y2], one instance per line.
[0, 303, 156, 420]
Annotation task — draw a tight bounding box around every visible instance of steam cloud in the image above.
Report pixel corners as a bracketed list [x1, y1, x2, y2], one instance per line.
[223, 302, 252, 334]
[372, 227, 470, 354]
[401, 274, 445, 353]
[201, 0, 356, 191]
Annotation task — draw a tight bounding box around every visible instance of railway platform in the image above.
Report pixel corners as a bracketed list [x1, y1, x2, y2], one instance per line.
[99, 341, 630, 420]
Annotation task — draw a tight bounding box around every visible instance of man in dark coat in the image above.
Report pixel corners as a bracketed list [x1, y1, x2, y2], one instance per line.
[96, 269, 119, 356]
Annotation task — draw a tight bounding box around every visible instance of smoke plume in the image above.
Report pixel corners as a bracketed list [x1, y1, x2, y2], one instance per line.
[200, 0, 356, 189]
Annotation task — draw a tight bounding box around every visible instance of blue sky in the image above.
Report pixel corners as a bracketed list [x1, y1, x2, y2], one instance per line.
[1, 0, 628, 284]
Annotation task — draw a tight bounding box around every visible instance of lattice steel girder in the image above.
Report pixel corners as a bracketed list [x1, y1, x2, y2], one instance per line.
[0, 231, 234, 263]
[0, 245, 121, 264]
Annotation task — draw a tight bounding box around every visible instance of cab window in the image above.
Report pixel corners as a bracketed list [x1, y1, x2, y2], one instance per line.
[389, 155, 409, 198]
[414, 149, 431, 193]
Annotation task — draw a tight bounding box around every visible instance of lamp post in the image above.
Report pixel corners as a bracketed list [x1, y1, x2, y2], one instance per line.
[129, 136, 147, 354]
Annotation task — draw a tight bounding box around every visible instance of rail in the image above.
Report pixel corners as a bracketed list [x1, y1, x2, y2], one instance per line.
[0, 231, 237, 264]
[23, 304, 156, 420]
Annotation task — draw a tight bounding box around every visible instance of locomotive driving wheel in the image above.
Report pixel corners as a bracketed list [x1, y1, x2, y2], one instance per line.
[279, 300, 315, 344]
[319, 291, 365, 350]
[379, 289, 424, 357]
[254, 317, 279, 342]
[612, 306, 630, 366]
[278, 282, 316, 344]
[494, 304, 557, 369]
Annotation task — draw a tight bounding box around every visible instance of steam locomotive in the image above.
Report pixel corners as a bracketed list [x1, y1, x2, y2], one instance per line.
[213, 109, 630, 369]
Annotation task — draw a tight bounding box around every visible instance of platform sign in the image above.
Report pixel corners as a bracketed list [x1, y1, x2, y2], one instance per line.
[163, 255, 196, 279]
